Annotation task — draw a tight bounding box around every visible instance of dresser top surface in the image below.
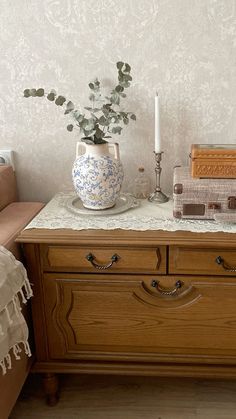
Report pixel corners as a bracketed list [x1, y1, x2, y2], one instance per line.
[17, 192, 236, 246]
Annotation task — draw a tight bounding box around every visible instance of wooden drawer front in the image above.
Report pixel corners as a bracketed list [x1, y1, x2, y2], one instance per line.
[42, 245, 166, 274]
[42, 273, 236, 363]
[169, 246, 236, 276]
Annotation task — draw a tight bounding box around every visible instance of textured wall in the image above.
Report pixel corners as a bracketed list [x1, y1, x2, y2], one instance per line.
[1, 0, 236, 202]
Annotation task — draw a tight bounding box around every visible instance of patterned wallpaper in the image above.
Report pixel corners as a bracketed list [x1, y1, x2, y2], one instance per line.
[1, 0, 236, 202]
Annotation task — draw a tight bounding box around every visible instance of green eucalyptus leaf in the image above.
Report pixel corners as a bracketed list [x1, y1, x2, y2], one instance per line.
[102, 104, 112, 115]
[73, 110, 82, 119]
[67, 124, 74, 132]
[36, 88, 44, 97]
[94, 78, 100, 88]
[98, 115, 109, 126]
[83, 129, 95, 137]
[111, 126, 122, 135]
[90, 113, 99, 120]
[118, 70, 123, 79]
[78, 115, 84, 123]
[110, 92, 120, 105]
[79, 118, 89, 129]
[116, 61, 124, 70]
[29, 88, 37, 97]
[124, 63, 131, 72]
[102, 108, 109, 117]
[81, 137, 95, 145]
[125, 74, 132, 81]
[94, 137, 107, 144]
[47, 92, 56, 101]
[73, 111, 84, 123]
[110, 116, 118, 123]
[85, 118, 96, 130]
[115, 85, 124, 93]
[55, 95, 66, 106]
[64, 101, 74, 114]
[120, 81, 130, 88]
[89, 93, 95, 101]
[89, 79, 100, 92]
[94, 126, 105, 139]
[23, 89, 31, 97]
[119, 74, 132, 83]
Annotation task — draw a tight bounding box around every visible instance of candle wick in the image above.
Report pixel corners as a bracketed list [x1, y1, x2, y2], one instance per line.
[156, 91, 159, 96]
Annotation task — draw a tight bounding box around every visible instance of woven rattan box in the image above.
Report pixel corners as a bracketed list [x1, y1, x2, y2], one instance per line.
[191, 144, 236, 179]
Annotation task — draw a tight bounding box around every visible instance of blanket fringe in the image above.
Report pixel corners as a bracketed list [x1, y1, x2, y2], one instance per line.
[1, 278, 33, 330]
[13, 343, 22, 360]
[0, 341, 32, 375]
[19, 276, 33, 303]
[13, 295, 21, 317]
[19, 289, 27, 304]
[0, 359, 6, 375]
[23, 278, 33, 299]
[4, 305, 13, 325]
[23, 340, 32, 357]
[0, 246, 33, 375]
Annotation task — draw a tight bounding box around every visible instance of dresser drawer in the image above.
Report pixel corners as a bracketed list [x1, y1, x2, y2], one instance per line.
[169, 246, 236, 276]
[41, 245, 167, 274]
[42, 273, 236, 362]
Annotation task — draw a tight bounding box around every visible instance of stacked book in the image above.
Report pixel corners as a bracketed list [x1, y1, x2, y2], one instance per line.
[173, 144, 236, 221]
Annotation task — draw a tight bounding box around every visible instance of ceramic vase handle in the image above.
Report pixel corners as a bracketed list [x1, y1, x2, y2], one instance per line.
[108, 143, 120, 160]
[76, 142, 86, 158]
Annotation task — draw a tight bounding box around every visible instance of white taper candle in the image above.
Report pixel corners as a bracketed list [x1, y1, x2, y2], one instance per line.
[154, 92, 161, 153]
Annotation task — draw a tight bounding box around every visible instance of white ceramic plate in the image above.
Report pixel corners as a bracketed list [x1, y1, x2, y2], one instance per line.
[66, 193, 139, 216]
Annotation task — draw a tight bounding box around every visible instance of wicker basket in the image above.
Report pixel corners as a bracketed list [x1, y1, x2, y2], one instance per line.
[191, 144, 236, 179]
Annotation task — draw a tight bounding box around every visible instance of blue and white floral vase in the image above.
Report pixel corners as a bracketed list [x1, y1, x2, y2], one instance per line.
[72, 142, 124, 210]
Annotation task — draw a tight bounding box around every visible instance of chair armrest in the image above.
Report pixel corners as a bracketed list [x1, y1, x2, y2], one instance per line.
[0, 165, 17, 211]
[0, 202, 44, 258]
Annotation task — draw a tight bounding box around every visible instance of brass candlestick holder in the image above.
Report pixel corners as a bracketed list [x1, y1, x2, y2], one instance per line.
[148, 151, 169, 203]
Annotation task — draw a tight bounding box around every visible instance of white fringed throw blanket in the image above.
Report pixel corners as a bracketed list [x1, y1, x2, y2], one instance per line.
[0, 245, 32, 375]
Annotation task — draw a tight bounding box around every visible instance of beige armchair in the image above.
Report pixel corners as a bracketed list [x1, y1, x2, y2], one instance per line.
[0, 165, 44, 419]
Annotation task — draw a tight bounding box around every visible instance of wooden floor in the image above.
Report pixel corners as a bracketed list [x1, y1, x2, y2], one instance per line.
[10, 374, 236, 419]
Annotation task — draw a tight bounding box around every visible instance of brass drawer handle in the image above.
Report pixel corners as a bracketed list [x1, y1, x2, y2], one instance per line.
[151, 280, 182, 296]
[86, 253, 120, 269]
[215, 256, 236, 272]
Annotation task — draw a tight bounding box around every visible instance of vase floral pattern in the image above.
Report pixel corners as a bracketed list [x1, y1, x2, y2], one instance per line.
[72, 143, 124, 210]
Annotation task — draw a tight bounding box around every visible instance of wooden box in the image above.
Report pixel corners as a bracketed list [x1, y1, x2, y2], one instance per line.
[191, 144, 236, 178]
[173, 166, 236, 220]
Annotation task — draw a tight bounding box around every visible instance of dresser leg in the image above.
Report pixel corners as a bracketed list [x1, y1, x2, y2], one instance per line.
[42, 373, 59, 406]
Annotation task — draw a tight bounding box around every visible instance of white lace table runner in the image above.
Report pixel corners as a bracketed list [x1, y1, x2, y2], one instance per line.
[24, 192, 236, 234]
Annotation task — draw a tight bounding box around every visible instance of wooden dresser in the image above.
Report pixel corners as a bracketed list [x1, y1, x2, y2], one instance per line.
[17, 227, 236, 404]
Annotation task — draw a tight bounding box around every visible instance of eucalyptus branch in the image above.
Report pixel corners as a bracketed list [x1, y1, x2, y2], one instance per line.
[23, 61, 136, 145]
